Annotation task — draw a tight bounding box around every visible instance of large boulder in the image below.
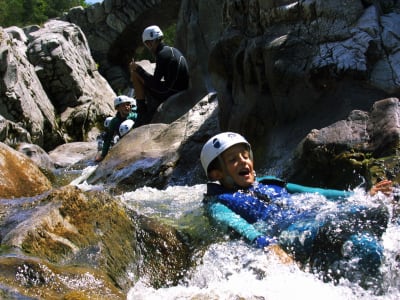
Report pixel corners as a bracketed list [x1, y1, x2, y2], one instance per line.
[48, 141, 98, 168]
[287, 98, 400, 189]
[87, 93, 219, 190]
[0, 143, 52, 199]
[0, 185, 193, 298]
[26, 20, 116, 142]
[0, 185, 134, 297]
[0, 27, 63, 150]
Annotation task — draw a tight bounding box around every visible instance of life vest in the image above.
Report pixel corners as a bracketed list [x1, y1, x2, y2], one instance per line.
[206, 180, 309, 227]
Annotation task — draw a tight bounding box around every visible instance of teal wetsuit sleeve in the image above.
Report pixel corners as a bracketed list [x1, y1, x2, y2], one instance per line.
[127, 111, 138, 121]
[208, 202, 263, 242]
[101, 117, 118, 157]
[286, 182, 353, 199]
[101, 127, 113, 157]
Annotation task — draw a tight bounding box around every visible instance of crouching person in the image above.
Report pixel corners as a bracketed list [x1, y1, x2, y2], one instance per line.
[95, 96, 137, 162]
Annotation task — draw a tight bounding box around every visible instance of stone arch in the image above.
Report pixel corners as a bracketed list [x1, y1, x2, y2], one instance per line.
[63, 0, 182, 93]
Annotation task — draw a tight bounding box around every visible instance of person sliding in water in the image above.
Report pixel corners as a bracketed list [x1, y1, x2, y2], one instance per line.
[200, 132, 393, 291]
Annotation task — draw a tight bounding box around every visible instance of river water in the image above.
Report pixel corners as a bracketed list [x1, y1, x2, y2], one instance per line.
[72, 168, 400, 300]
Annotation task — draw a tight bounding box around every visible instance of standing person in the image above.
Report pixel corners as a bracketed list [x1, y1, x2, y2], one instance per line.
[129, 25, 189, 126]
[95, 96, 137, 162]
[200, 132, 393, 289]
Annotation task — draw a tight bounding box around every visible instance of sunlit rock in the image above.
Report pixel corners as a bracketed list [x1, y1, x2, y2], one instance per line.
[87, 93, 218, 190]
[0, 27, 62, 150]
[0, 142, 51, 198]
[26, 20, 116, 142]
[0, 185, 194, 297]
[48, 141, 98, 168]
[0, 185, 136, 296]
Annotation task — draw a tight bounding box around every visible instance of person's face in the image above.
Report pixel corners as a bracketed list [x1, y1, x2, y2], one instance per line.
[144, 40, 158, 53]
[116, 102, 131, 117]
[220, 143, 255, 188]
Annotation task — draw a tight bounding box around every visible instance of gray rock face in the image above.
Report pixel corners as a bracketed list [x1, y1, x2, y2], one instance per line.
[1, 20, 117, 150]
[206, 0, 400, 147]
[0, 27, 62, 149]
[27, 20, 116, 142]
[288, 98, 400, 188]
[87, 93, 219, 191]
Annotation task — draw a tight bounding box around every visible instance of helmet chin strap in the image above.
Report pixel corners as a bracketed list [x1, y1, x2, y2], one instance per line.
[222, 175, 236, 188]
[217, 156, 236, 189]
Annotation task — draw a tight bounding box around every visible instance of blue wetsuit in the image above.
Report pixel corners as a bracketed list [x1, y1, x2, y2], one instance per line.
[204, 176, 389, 283]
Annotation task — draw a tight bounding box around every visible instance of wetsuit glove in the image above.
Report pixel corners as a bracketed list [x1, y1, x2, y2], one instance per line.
[254, 236, 276, 249]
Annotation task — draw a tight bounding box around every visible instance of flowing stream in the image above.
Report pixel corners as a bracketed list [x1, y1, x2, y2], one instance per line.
[70, 167, 400, 299]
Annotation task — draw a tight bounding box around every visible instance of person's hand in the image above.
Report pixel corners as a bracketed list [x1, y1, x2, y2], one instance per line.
[129, 59, 138, 73]
[255, 236, 294, 264]
[370, 179, 393, 196]
[95, 153, 104, 162]
[266, 244, 294, 265]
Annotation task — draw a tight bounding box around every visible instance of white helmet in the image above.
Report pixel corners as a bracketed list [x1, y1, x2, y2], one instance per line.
[200, 132, 251, 175]
[104, 116, 113, 128]
[119, 119, 135, 137]
[114, 95, 133, 108]
[142, 25, 163, 43]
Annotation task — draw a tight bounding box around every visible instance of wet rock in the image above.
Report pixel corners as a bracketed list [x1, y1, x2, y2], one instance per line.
[0, 142, 51, 199]
[48, 141, 98, 168]
[287, 98, 400, 189]
[88, 93, 218, 190]
[135, 214, 192, 288]
[16, 143, 55, 172]
[0, 186, 136, 296]
[0, 256, 124, 299]
[0, 185, 195, 297]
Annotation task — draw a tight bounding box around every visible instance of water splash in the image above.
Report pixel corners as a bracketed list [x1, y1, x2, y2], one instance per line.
[128, 242, 376, 300]
[121, 185, 400, 299]
[68, 165, 104, 191]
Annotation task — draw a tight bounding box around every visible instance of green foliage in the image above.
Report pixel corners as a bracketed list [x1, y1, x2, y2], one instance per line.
[162, 23, 176, 48]
[0, 0, 87, 27]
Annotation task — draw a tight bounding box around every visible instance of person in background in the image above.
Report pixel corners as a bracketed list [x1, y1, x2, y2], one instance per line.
[129, 25, 189, 127]
[200, 132, 393, 289]
[119, 119, 135, 137]
[96, 116, 114, 152]
[95, 96, 137, 162]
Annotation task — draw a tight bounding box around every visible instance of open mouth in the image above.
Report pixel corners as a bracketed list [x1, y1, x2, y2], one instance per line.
[238, 169, 250, 176]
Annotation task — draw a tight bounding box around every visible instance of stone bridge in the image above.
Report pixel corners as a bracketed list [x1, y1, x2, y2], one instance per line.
[63, 0, 183, 93]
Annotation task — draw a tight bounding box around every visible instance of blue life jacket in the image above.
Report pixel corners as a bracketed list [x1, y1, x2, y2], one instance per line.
[204, 176, 389, 279]
[205, 177, 317, 235]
